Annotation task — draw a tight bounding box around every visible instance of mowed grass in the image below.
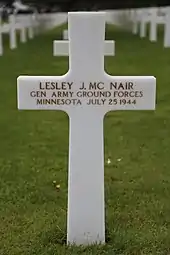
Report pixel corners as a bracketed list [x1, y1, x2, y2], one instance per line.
[0, 23, 170, 254]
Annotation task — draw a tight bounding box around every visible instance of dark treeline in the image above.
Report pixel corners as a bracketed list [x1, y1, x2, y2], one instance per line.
[1, 0, 170, 11]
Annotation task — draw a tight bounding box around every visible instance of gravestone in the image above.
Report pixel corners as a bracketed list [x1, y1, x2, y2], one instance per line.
[53, 33, 115, 56]
[55, 18, 115, 57]
[53, 39, 115, 56]
[17, 12, 156, 245]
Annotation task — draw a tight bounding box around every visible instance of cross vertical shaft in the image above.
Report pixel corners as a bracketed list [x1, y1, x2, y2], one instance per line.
[66, 12, 107, 245]
[68, 12, 106, 77]
[67, 109, 105, 245]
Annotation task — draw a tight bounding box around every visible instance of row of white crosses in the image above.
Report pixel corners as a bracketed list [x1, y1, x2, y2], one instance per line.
[0, 14, 35, 55]
[0, 12, 68, 56]
[131, 7, 170, 47]
[17, 12, 156, 245]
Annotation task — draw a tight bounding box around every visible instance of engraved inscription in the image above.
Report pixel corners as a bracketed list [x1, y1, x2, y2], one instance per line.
[28, 80, 144, 107]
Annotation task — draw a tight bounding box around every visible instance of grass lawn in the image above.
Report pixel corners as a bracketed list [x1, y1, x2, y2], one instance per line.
[0, 23, 170, 254]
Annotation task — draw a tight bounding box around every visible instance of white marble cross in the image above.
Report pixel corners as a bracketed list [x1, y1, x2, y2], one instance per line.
[17, 12, 156, 246]
[53, 39, 115, 56]
[53, 29, 115, 56]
